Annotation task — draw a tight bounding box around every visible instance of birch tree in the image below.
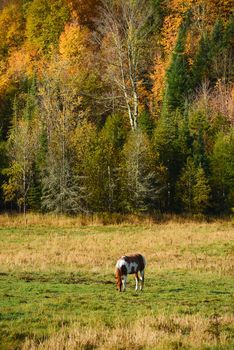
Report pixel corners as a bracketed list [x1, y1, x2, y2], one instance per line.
[99, 0, 153, 131]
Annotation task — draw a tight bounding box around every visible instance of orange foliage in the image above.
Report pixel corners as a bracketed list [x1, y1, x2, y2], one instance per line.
[7, 44, 39, 79]
[150, 54, 168, 114]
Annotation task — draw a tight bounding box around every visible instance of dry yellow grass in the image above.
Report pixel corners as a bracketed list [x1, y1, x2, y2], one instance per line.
[22, 314, 234, 350]
[0, 216, 233, 275]
[0, 212, 157, 227]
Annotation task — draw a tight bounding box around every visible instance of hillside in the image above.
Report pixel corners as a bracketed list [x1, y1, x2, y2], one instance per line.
[0, 0, 233, 215]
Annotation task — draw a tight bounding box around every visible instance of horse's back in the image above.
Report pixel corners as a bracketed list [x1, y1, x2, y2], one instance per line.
[117, 253, 146, 274]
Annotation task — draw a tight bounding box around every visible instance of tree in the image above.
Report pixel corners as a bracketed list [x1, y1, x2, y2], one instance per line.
[26, 0, 70, 52]
[192, 33, 212, 89]
[99, 0, 154, 131]
[59, 23, 91, 62]
[0, 1, 25, 58]
[210, 131, 234, 213]
[162, 14, 191, 113]
[0, 138, 8, 211]
[176, 157, 197, 213]
[39, 64, 88, 214]
[122, 130, 165, 212]
[210, 18, 234, 83]
[68, 0, 102, 30]
[3, 99, 39, 214]
[58, 22, 102, 119]
[177, 159, 211, 214]
[98, 114, 127, 212]
[73, 115, 126, 213]
[193, 165, 211, 213]
[153, 110, 188, 210]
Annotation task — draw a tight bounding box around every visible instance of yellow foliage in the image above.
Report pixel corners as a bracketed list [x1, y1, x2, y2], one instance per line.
[2, 162, 22, 203]
[0, 59, 9, 94]
[59, 23, 91, 61]
[0, 2, 24, 53]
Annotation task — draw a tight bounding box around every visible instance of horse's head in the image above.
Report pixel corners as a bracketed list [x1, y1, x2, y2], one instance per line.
[115, 268, 122, 292]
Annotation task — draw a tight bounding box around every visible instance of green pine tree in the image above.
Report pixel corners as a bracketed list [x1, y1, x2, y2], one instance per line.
[154, 110, 189, 211]
[193, 165, 211, 214]
[176, 157, 197, 213]
[210, 131, 234, 213]
[192, 33, 212, 88]
[163, 15, 191, 113]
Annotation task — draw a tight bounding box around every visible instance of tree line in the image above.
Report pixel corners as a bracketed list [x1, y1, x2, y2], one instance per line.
[0, 0, 233, 215]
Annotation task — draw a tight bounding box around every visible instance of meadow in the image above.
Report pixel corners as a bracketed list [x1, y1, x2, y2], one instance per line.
[0, 214, 233, 350]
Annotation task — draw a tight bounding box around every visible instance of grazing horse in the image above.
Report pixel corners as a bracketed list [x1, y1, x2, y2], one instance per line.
[115, 254, 146, 292]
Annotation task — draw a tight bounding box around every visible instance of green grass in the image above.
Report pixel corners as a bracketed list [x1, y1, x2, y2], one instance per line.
[0, 270, 233, 349]
[0, 221, 233, 349]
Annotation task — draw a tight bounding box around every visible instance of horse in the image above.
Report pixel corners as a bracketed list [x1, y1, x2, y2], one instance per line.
[115, 254, 146, 292]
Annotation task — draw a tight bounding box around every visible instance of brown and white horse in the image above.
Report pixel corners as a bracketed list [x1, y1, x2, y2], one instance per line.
[115, 254, 146, 292]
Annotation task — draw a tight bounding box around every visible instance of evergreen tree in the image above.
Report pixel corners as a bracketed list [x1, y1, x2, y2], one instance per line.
[162, 15, 191, 113]
[0, 138, 8, 211]
[210, 19, 227, 82]
[189, 109, 209, 171]
[153, 110, 188, 211]
[193, 165, 211, 214]
[138, 111, 154, 137]
[192, 33, 212, 89]
[41, 158, 85, 214]
[177, 160, 211, 214]
[210, 131, 234, 213]
[176, 157, 197, 213]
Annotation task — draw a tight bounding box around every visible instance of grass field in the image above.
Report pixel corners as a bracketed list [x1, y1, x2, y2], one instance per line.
[0, 215, 233, 349]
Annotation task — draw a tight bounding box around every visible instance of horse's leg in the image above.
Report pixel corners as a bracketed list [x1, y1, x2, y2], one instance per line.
[135, 272, 139, 291]
[122, 275, 127, 291]
[139, 270, 144, 291]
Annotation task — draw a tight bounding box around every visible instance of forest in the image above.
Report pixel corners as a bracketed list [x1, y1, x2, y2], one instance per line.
[0, 0, 233, 216]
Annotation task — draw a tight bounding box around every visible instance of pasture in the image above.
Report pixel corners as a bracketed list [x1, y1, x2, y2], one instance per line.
[0, 216, 233, 349]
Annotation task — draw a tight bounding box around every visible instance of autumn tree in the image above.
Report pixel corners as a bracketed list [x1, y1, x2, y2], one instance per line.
[0, 0, 25, 58]
[73, 114, 126, 212]
[39, 62, 88, 214]
[3, 96, 39, 214]
[99, 0, 154, 131]
[68, 0, 102, 30]
[26, 0, 70, 52]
